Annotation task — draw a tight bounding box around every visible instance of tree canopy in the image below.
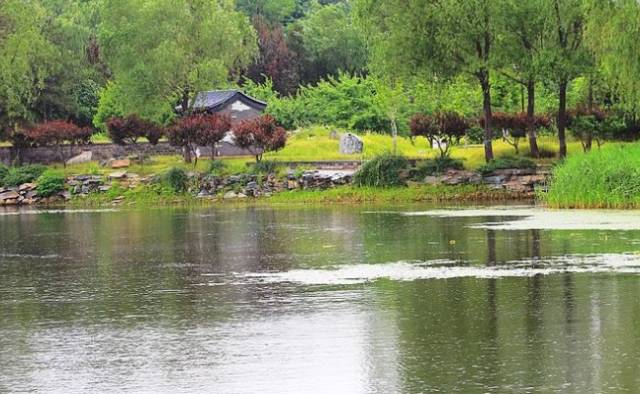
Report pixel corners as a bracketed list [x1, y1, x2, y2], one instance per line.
[98, 0, 257, 122]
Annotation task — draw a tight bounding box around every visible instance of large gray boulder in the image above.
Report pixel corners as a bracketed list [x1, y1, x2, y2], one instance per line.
[66, 151, 93, 165]
[339, 133, 364, 155]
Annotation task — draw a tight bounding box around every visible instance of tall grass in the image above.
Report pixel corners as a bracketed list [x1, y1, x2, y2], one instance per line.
[544, 143, 640, 208]
[353, 154, 409, 187]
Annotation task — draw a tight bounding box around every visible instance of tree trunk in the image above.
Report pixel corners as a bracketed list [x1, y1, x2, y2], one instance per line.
[526, 80, 540, 158]
[588, 78, 594, 110]
[181, 88, 190, 113]
[584, 134, 592, 152]
[184, 146, 192, 163]
[558, 79, 568, 158]
[391, 118, 398, 155]
[480, 73, 494, 162]
[60, 144, 67, 168]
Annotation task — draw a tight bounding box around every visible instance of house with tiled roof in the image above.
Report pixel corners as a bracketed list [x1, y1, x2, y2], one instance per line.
[177, 90, 267, 157]
[181, 90, 267, 123]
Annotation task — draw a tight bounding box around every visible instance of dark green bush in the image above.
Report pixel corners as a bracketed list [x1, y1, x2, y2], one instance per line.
[413, 157, 464, 179]
[207, 160, 227, 175]
[252, 160, 280, 174]
[36, 170, 65, 197]
[1, 164, 47, 187]
[353, 154, 409, 187]
[0, 164, 8, 184]
[465, 125, 496, 144]
[478, 155, 536, 175]
[165, 167, 189, 193]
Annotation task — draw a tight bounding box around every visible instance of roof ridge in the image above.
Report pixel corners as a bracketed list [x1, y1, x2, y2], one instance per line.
[201, 89, 238, 93]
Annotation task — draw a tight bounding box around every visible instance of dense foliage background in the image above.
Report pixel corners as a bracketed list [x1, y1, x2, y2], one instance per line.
[2, 0, 640, 162]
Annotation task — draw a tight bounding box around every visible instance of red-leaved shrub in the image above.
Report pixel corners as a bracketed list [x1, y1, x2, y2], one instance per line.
[410, 112, 469, 157]
[25, 120, 93, 166]
[168, 113, 232, 163]
[106, 115, 163, 146]
[233, 115, 287, 162]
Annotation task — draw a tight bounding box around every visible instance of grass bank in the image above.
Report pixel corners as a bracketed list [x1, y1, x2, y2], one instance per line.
[69, 183, 529, 207]
[266, 185, 527, 204]
[544, 143, 640, 208]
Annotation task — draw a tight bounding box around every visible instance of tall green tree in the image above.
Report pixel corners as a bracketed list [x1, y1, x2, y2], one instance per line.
[544, 0, 591, 158]
[295, 2, 367, 84]
[98, 0, 257, 123]
[374, 78, 407, 155]
[355, 0, 501, 162]
[35, 0, 105, 126]
[497, 0, 549, 157]
[236, 0, 297, 24]
[0, 0, 56, 132]
[585, 0, 640, 115]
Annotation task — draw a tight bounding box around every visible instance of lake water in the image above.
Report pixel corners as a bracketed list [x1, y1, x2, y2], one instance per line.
[2, 204, 640, 393]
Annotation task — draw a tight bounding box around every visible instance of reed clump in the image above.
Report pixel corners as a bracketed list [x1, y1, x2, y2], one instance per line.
[543, 143, 640, 208]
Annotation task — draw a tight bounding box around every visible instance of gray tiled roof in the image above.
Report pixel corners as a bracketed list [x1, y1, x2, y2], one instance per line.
[189, 90, 267, 112]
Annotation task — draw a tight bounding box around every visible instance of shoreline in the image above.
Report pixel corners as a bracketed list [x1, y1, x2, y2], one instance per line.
[60, 184, 534, 208]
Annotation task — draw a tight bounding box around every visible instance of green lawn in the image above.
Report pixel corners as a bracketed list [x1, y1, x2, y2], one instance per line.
[50, 125, 582, 177]
[261, 126, 583, 169]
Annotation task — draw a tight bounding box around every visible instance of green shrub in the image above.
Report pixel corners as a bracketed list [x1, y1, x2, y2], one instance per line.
[0, 164, 8, 184]
[252, 160, 280, 174]
[207, 160, 227, 175]
[413, 157, 464, 178]
[293, 165, 313, 178]
[1, 164, 47, 187]
[164, 167, 189, 193]
[544, 143, 640, 208]
[465, 125, 501, 144]
[478, 155, 536, 175]
[353, 154, 409, 187]
[266, 74, 392, 133]
[36, 170, 65, 197]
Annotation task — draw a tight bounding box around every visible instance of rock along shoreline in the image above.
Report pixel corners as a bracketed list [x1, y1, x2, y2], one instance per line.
[0, 167, 550, 207]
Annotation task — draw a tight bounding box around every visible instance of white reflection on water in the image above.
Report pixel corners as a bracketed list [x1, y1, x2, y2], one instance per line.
[399, 207, 640, 231]
[10, 309, 400, 394]
[232, 254, 640, 285]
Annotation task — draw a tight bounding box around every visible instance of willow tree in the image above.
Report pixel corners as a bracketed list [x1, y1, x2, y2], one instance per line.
[98, 0, 258, 122]
[497, 0, 549, 158]
[0, 0, 55, 133]
[355, 0, 502, 162]
[585, 0, 640, 116]
[544, 0, 591, 158]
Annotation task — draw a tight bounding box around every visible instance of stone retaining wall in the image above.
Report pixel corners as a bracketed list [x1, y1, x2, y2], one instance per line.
[423, 168, 550, 194]
[0, 141, 255, 165]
